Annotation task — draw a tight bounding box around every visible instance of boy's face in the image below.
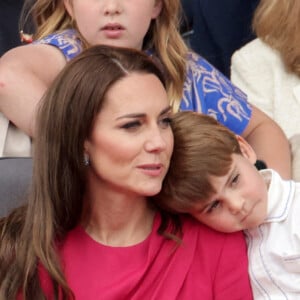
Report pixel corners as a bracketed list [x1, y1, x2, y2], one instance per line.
[189, 137, 268, 233]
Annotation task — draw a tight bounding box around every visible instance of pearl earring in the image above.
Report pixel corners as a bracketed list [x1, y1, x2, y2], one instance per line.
[83, 153, 90, 166]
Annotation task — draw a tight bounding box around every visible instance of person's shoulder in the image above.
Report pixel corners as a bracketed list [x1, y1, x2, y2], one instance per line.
[0, 44, 28, 63]
[0, 42, 57, 64]
[185, 50, 235, 82]
[185, 50, 229, 87]
[181, 215, 244, 246]
[186, 50, 215, 71]
[0, 45, 38, 78]
[0, 42, 67, 90]
[1, 42, 65, 70]
[180, 216, 248, 272]
[33, 29, 82, 61]
[236, 38, 261, 51]
[33, 29, 79, 46]
[233, 38, 279, 62]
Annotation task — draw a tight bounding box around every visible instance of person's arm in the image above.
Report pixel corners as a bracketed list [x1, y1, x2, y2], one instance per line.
[0, 44, 66, 137]
[184, 53, 291, 179]
[213, 231, 253, 299]
[242, 104, 291, 179]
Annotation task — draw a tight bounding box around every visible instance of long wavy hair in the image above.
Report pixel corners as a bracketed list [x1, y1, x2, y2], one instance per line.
[253, 0, 300, 76]
[20, 0, 188, 111]
[0, 45, 179, 299]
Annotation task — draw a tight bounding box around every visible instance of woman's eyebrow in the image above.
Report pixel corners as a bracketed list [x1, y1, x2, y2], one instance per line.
[116, 113, 146, 120]
[159, 106, 172, 116]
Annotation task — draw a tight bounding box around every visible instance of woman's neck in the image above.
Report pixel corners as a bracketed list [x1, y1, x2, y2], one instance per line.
[81, 188, 156, 247]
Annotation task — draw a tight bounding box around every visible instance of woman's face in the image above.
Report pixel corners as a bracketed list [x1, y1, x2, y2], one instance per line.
[84, 72, 173, 197]
[64, 0, 162, 49]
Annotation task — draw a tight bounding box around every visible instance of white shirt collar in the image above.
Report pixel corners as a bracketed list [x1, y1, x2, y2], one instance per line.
[259, 169, 295, 223]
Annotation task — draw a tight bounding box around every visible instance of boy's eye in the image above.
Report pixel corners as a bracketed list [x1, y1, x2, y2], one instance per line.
[231, 174, 240, 186]
[121, 121, 141, 130]
[207, 200, 220, 213]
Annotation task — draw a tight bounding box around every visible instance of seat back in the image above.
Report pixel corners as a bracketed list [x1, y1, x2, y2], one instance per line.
[0, 157, 32, 217]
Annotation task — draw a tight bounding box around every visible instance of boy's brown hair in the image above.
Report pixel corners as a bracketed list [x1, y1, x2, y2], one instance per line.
[155, 111, 242, 212]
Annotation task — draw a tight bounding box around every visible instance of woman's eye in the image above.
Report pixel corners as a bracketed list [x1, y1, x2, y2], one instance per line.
[207, 200, 220, 213]
[121, 121, 141, 130]
[159, 117, 172, 128]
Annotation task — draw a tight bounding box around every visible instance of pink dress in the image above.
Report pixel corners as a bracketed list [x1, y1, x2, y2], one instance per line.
[40, 214, 253, 299]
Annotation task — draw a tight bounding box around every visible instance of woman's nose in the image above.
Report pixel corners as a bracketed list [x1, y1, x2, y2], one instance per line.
[144, 128, 168, 153]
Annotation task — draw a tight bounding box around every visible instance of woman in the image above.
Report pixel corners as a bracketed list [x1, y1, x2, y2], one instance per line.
[0, 45, 252, 299]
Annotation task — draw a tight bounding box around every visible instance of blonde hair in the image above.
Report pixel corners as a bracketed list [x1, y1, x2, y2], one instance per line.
[21, 0, 73, 39]
[148, 0, 188, 111]
[253, 0, 300, 76]
[21, 0, 188, 111]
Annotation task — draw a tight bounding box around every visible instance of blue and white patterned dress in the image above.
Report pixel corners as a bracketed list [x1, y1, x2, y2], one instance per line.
[35, 29, 252, 135]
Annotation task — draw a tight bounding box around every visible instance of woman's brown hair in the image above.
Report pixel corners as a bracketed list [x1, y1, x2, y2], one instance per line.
[0, 45, 170, 299]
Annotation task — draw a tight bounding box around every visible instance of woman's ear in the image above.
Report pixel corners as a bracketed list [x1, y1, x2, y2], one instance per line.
[84, 139, 89, 153]
[236, 135, 257, 164]
[151, 0, 163, 19]
[63, 0, 74, 18]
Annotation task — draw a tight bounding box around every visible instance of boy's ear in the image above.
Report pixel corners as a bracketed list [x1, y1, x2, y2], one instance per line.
[236, 135, 257, 164]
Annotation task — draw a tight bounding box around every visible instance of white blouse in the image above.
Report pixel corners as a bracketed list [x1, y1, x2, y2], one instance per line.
[231, 38, 300, 139]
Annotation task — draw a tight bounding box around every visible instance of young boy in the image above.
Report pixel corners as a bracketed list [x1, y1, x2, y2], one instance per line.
[156, 111, 300, 299]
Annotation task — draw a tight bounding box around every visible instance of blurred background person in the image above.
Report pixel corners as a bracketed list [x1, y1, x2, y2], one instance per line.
[231, 0, 300, 180]
[180, 0, 259, 77]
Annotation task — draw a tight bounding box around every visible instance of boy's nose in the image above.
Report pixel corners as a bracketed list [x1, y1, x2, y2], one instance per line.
[228, 197, 246, 215]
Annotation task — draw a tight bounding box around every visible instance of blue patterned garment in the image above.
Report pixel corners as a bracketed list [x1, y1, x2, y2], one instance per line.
[33, 30, 251, 135]
[181, 52, 251, 135]
[33, 29, 82, 61]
